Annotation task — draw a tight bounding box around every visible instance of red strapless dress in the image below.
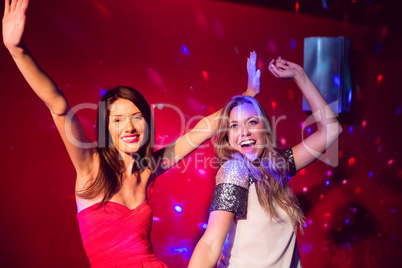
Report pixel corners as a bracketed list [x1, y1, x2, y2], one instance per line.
[77, 200, 167, 268]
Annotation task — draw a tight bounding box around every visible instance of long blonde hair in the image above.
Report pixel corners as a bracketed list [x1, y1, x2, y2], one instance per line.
[215, 95, 304, 229]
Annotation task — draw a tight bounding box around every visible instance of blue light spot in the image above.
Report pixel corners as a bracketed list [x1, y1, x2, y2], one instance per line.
[395, 106, 401, 116]
[173, 247, 189, 253]
[174, 205, 183, 213]
[303, 223, 307, 228]
[100, 89, 107, 96]
[392, 209, 396, 213]
[301, 245, 311, 254]
[375, 42, 381, 54]
[291, 39, 296, 50]
[181, 45, 189, 55]
[349, 126, 353, 133]
[325, 180, 330, 186]
[201, 223, 208, 230]
[348, 88, 352, 103]
[307, 127, 311, 134]
[333, 75, 341, 87]
[368, 172, 373, 178]
[321, 0, 329, 9]
[345, 219, 349, 224]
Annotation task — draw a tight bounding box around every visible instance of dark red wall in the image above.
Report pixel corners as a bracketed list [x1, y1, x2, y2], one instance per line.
[0, 0, 401, 267]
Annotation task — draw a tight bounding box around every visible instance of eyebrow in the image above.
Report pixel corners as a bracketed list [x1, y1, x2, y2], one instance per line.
[110, 112, 142, 117]
[229, 116, 258, 123]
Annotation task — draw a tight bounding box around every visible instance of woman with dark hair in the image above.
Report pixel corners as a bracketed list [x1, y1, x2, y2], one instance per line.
[2, 0, 260, 267]
[189, 56, 342, 267]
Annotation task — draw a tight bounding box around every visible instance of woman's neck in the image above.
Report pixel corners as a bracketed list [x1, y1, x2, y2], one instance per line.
[119, 152, 140, 174]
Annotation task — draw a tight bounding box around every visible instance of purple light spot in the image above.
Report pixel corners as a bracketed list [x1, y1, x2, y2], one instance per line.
[291, 38, 296, 50]
[181, 45, 189, 55]
[173, 247, 189, 253]
[349, 126, 353, 133]
[174, 205, 182, 213]
[395, 106, 401, 116]
[392, 209, 396, 213]
[307, 127, 312, 134]
[325, 180, 330, 186]
[375, 42, 381, 54]
[301, 245, 311, 254]
[368, 172, 373, 178]
[100, 89, 107, 96]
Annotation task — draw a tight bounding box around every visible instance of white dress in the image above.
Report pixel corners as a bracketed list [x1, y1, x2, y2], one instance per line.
[209, 149, 301, 268]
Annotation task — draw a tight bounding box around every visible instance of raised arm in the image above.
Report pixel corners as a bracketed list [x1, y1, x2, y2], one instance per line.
[3, 0, 97, 184]
[268, 57, 342, 171]
[153, 51, 261, 175]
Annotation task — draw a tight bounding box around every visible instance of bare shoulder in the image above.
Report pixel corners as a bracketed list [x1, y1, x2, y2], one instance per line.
[75, 152, 102, 212]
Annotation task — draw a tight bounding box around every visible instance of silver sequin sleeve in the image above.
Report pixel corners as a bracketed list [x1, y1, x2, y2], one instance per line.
[209, 159, 250, 219]
[284, 148, 297, 177]
[210, 183, 248, 218]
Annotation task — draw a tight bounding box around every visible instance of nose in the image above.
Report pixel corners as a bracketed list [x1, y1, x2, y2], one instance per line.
[125, 118, 136, 133]
[241, 125, 251, 137]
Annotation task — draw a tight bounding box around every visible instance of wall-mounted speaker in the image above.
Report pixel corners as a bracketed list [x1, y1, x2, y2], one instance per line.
[303, 36, 352, 114]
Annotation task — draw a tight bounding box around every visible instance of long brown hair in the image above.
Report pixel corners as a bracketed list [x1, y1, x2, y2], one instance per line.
[76, 86, 155, 206]
[215, 95, 304, 229]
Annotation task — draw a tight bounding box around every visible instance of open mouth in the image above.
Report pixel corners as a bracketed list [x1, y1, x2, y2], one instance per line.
[240, 140, 256, 148]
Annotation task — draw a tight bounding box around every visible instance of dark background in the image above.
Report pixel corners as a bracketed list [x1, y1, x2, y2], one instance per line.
[0, 0, 401, 267]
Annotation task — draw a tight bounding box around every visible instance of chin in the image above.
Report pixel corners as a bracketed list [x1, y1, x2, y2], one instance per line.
[118, 145, 140, 154]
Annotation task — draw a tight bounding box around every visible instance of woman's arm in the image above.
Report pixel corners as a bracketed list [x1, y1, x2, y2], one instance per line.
[3, 0, 97, 184]
[269, 57, 342, 171]
[188, 211, 234, 268]
[153, 51, 261, 174]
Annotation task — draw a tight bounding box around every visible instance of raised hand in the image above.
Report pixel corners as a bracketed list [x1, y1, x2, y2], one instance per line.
[2, 0, 29, 49]
[268, 57, 305, 81]
[244, 51, 261, 97]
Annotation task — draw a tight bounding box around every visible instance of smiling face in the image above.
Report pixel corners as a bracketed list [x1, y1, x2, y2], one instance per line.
[108, 98, 148, 156]
[227, 102, 267, 161]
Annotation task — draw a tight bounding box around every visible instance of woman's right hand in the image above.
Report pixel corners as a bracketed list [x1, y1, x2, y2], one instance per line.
[244, 51, 261, 97]
[2, 0, 29, 50]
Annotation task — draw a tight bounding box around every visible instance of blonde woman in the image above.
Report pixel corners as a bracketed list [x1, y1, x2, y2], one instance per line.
[189, 56, 342, 267]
